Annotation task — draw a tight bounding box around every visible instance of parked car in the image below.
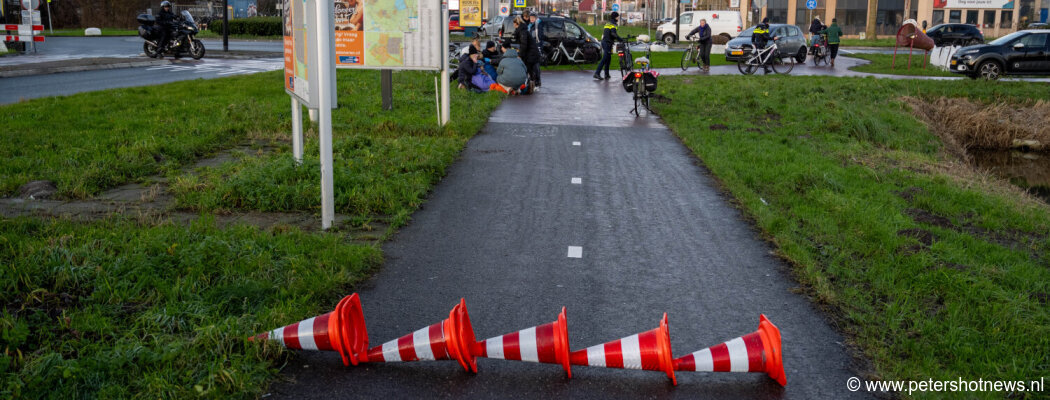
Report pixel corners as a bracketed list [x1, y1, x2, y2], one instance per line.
[1028, 22, 1049, 29]
[925, 23, 984, 46]
[725, 24, 807, 63]
[482, 15, 505, 36]
[538, 17, 602, 64]
[450, 14, 464, 32]
[657, 10, 742, 44]
[949, 29, 1050, 79]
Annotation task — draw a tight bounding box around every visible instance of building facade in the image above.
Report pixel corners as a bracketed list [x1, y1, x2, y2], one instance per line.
[648, 0, 1047, 37]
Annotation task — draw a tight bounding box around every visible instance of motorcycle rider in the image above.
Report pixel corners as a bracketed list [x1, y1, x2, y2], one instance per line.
[593, 11, 622, 80]
[157, 1, 178, 54]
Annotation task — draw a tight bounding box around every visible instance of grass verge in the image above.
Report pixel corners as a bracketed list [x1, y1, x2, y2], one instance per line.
[46, 29, 138, 36]
[845, 53, 958, 77]
[197, 30, 282, 40]
[653, 75, 1050, 396]
[168, 70, 502, 220]
[840, 37, 899, 47]
[0, 216, 381, 399]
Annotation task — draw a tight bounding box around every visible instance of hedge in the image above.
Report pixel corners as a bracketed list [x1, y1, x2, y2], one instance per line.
[209, 17, 282, 36]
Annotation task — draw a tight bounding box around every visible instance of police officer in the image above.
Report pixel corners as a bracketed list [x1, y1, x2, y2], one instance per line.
[751, 18, 779, 73]
[593, 11, 622, 80]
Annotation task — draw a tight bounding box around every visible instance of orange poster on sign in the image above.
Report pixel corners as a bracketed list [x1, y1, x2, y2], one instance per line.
[335, 0, 365, 66]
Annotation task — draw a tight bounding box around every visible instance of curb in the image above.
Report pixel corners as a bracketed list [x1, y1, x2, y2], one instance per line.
[0, 59, 171, 78]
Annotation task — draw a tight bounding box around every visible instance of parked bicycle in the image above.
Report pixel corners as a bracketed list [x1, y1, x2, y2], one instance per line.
[736, 40, 794, 75]
[613, 35, 636, 78]
[622, 38, 657, 116]
[545, 38, 600, 70]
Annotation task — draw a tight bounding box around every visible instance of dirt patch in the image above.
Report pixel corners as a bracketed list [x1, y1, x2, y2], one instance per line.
[709, 123, 728, 131]
[905, 208, 954, 230]
[1032, 292, 1049, 305]
[898, 227, 936, 247]
[649, 93, 672, 104]
[19, 180, 58, 199]
[939, 262, 970, 271]
[894, 186, 926, 202]
[903, 96, 1050, 157]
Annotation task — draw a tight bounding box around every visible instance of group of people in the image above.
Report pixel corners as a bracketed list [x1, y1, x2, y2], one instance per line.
[457, 11, 543, 95]
[808, 17, 843, 67]
[456, 37, 530, 94]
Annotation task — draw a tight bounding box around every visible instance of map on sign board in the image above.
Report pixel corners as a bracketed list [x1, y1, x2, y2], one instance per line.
[283, 0, 319, 107]
[335, 0, 442, 70]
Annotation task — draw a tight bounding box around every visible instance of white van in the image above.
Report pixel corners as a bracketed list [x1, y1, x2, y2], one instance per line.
[656, 11, 742, 44]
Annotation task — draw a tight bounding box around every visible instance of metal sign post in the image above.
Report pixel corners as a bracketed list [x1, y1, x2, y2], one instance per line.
[313, 0, 336, 229]
[441, 0, 450, 126]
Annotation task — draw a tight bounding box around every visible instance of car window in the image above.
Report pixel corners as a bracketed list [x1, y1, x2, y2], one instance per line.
[792, 26, 802, 36]
[543, 19, 565, 39]
[1018, 33, 1048, 49]
[680, 13, 693, 25]
[564, 22, 583, 39]
[739, 26, 756, 37]
[774, 27, 787, 37]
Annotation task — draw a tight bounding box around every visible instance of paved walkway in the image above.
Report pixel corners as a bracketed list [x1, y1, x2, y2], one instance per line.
[266, 71, 874, 399]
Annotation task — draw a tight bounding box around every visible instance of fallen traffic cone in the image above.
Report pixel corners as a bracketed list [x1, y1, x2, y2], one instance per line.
[473, 307, 572, 378]
[672, 314, 786, 386]
[364, 298, 479, 372]
[250, 293, 369, 366]
[569, 313, 676, 385]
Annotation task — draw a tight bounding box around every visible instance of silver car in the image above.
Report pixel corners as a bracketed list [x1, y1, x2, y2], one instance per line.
[725, 24, 808, 63]
[481, 16, 505, 36]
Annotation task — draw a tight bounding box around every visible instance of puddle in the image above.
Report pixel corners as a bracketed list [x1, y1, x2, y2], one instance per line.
[970, 150, 1050, 203]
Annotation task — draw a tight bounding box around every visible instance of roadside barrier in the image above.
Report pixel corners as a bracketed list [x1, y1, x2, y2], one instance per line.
[673, 314, 787, 386]
[473, 307, 572, 377]
[251, 294, 786, 387]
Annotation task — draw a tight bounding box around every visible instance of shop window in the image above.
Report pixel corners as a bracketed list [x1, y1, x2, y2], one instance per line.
[932, 10, 944, 25]
[966, 10, 978, 25]
[1001, 10, 1013, 28]
[983, 10, 996, 28]
[949, 10, 961, 23]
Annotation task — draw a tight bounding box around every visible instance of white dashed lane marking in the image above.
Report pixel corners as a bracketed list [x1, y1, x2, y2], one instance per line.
[572, 141, 581, 146]
[571, 177, 582, 184]
[567, 246, 583, 258]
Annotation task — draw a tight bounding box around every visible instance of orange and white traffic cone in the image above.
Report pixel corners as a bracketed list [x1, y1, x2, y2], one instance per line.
[363, 298, 479, 372]
[472, 307, 572, 378]
[250, 293, 370, 367]
[672, 314, 786, 386]
[569, 313, 677, 385]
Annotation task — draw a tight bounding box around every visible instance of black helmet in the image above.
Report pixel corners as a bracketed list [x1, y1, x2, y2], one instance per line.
[161, 1, 171, 8]
[610, 11, 619, 21]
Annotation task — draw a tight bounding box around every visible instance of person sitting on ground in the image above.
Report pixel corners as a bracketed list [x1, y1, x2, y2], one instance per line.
[482, 40, 501, 82]
[496, 47, 528, 95]
[457, 46, 483, 92]
[818, 18, 843, 67]
[751, 18, 779, 74]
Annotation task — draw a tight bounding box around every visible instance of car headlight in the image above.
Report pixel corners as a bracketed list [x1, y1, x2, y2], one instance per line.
[960, 49, 980, 55]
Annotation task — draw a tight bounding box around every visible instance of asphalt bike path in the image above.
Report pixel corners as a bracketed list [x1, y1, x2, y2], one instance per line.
[266, 71, 874, 399]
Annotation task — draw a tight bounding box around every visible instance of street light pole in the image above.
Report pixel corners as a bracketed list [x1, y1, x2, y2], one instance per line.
[223, 0, 229, 51]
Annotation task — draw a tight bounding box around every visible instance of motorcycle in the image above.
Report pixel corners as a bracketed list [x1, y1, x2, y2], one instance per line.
[138, 10, 205, 60]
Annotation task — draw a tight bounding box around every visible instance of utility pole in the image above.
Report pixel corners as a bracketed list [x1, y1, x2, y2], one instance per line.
[865, 0, 876, 39]
[675, 0, 680, 42]
[223, 0, 229, 51]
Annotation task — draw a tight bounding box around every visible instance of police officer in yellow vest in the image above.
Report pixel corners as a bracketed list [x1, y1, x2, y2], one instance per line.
[593, 12, 623, 80]
[751, 18, 780, 74]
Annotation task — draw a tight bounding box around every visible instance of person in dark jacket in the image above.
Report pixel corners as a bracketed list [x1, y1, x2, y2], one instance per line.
[481, 40, 501, 82]
[818, 18, 843, 66]
[592, 11, 622, 80]
[513, 17, 542, 89]
[751, 18, 778, 73]
[808, 17, 823, 54]
[457, 46, 482, 91]
[686, 18, 712, 71]
[157, 1, 177, 53]
[496, 47, 528, 94]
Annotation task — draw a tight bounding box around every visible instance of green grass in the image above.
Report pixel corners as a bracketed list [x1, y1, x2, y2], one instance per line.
[0, 216, 381, 399]
[0, 66, 502, 399]
[846, 53, 958, 77]
[653, 75, 1050, 397]
[46, 29, 138, 37]
[0, 73, 288, 199]
[840, 37, 899, 47]
[543, 51, 731, 71]
[581, 24, 654, 40]
[168, 70, 502, 219]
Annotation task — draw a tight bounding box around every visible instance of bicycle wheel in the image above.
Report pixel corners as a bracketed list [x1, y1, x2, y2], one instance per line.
[681, 47, 694, 71]
[772, 52, 794, 74]
[632, 80, 641, 115]
[737, 57, 757, 75]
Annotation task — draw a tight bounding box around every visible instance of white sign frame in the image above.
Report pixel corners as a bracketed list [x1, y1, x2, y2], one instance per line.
[334, 0, 445, 71]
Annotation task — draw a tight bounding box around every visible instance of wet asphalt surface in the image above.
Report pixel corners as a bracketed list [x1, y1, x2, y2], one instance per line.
[265, 71, 874, 399]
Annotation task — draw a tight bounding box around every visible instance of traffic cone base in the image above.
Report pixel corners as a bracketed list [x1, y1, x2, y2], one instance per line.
[251, 293, 369, 367]
[475, 307, 572, 378]
[569, 313, 676, 385]
[363, 298, 479, 373]
[672, 314, 786, 386]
